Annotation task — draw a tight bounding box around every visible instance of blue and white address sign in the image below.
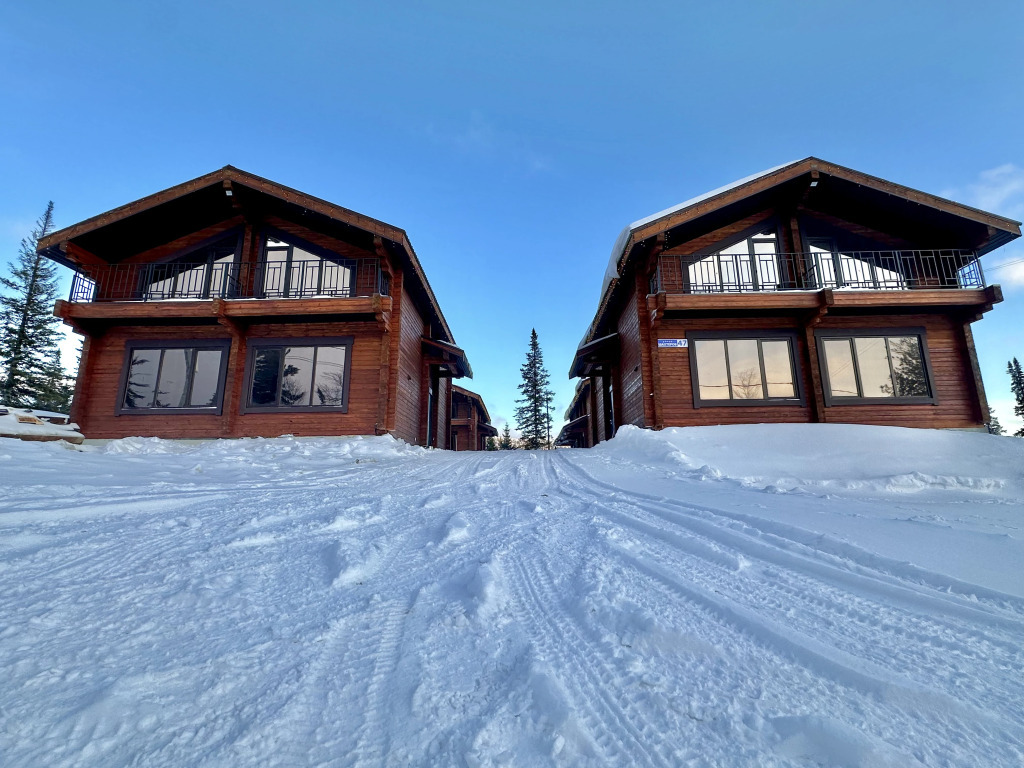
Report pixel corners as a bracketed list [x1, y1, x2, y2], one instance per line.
[657, 338, 688, 348]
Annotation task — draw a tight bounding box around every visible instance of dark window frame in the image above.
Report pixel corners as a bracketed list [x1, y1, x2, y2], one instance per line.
[686, 330, 805, 408]
[115, 339, 232, 416]
[258, 227, 357, 299]
[241, 336, 354, 414]
[814, 326, 938, 406]
[139, 228, 244, 300]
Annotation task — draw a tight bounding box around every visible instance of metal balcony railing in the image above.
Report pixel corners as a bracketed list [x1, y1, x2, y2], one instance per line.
[648, 249, 984, 295]
[68, 257, 391, 303]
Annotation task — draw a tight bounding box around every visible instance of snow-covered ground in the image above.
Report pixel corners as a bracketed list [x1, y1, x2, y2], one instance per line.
[1, 425, 1022, 767]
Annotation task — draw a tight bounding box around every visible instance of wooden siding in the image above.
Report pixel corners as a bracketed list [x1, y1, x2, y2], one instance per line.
[435, 376, 451, 449]
[393, 289, 425, 444]
[616, 282, 645, 428]
[650, 313, 983, 430]
[72, 321, 385, 440]
[815, 314, 981, 429]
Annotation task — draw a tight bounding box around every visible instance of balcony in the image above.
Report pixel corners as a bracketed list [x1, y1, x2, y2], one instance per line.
[68, 257, 391, 303]
[649, 249, 984, 295]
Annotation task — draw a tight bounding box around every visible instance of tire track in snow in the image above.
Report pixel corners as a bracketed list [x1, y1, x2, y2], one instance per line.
[505, 535, 671, 768]
[552, 454, 1024, 740]
[555, 452, 1024, 627]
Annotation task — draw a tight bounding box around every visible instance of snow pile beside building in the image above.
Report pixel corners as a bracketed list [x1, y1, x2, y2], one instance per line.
[0, 406, 83, 444]
[1, 426, 1022, 766]
[598, 423, 1023, 497]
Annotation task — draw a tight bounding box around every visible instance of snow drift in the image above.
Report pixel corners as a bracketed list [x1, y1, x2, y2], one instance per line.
[1, 425, 1022, 766]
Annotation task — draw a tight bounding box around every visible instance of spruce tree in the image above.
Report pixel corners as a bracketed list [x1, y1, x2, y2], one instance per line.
[499, 423, 514, 450]
[1007, 358, 1024, 437]
[0, 202, 73, 411]
[987, 407, 1004, 436]
[514, 328, 554, 449]
[485, 436, 497, 451]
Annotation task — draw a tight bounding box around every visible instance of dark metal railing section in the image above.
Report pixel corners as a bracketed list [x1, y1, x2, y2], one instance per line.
[69, 258, 391, 303]
[649, 249, 984, 295]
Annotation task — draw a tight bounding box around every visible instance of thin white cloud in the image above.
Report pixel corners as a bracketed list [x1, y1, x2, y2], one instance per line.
[945, 164, 1024, 287]
[966, 164, 1024, 220]
[422, 110, 551, 174]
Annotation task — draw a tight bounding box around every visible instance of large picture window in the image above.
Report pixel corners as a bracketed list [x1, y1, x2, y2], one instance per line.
[688, 332, 803, 407]
[242, 337, 353, 413]
[816, 328, 935, 405]
[117, 340, 230, 415]
[143, 232, 241, 300]
[260, 232, 354, 298]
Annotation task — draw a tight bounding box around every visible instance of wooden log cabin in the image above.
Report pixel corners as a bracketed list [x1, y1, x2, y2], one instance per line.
[569, 158, 1021, 441]
[449, 385, 498, 451]
[39, 166, 472, 445]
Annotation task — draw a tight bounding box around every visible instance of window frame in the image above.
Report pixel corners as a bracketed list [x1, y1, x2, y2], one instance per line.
[240, 336, 354, 414]
[139, 228, 244, 300]
[257, 227, 357, 299]
[686, 330, 805, 408]
[814, 327, 937, 406]
[115, 339, 232, 416]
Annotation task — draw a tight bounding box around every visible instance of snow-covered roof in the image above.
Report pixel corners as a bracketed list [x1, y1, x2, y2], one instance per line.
[597, 160, 801, 308]
[0, 406, 83, 443]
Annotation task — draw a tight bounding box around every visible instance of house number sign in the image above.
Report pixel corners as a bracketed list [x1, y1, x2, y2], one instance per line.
[657, 339, 688, 348]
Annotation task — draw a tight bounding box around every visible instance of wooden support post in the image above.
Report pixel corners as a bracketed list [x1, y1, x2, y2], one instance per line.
[961, 319, 989, 425]
[215, 301, 248, 437]
[802, 292, 831, 423]
[385, 268, 404, 434]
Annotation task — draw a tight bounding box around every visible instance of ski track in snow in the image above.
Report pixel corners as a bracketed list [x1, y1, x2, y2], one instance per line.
[1, 432, 1023, 767]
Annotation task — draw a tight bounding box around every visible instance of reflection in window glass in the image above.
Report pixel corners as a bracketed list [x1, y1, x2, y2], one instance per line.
[888, 337, 929, 397]
[122, 346, 225, 411]
[726, 339, 763, 399]
[262, 237, 353, 298]
[250, 348, 282, 406]
[247, 343, 350, 408]
[124, 350, 160, 408]
[693, 336, 796, 402]
[281, 347, 315, 406]
[823, 339, 859, 397]
[154, 349, 192, 407]
[761, 340, 796, 398]
[822, 333, 931, 400]
[854, 337, 894, 397]
[313, 346, 347, 406]
[694, 340, 729, 400]
[190, 350, 223, 407]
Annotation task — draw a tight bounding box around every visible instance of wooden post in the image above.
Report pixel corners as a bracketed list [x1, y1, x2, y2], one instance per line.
[802, 293, 831, 423]
[961, 319, 989, 425]
[635, 271, 657, 428]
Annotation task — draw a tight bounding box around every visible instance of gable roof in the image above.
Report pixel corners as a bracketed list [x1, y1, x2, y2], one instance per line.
[37, 165, 457, 344]
[580, 156, 1023, 349]
[451, 385, 492, 423]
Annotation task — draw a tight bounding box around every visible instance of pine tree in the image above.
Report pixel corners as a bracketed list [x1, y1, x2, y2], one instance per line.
[987, 407, 1004, 436]
[514, 328, 554, 449]
[1007, 358, 1024, 437]
[485, 436, 497, 451]
[0, 202, 73, 411]
[499, 423, 514, 450]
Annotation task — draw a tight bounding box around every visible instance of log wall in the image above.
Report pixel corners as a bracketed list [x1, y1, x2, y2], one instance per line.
[73, 321, 385, 440]
[649, 312, 983, 430]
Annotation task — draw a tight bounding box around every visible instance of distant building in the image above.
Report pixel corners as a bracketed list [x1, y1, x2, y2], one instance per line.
[40, 167, 472, 444]
[449, 386, 498, 451]
[570, 158, 1020, 441]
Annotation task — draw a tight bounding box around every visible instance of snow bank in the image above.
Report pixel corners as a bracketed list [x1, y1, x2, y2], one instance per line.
[0, 406, 83, 444]
[2, 425, 1022, 766]
[598, 423, 1024, 499]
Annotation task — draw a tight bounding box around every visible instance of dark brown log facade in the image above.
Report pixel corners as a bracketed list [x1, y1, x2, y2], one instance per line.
[569, 158, 1021, 441]
[42, 167, 472, 445]
[449, 385, 498, 451]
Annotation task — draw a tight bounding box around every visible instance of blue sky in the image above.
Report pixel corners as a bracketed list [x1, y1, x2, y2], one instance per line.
[2, 1, 1023, 432]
